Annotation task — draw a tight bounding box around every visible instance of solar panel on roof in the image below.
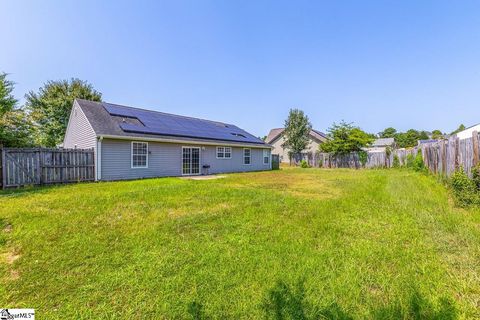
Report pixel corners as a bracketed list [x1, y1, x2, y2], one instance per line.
[103, 103, 264, 144]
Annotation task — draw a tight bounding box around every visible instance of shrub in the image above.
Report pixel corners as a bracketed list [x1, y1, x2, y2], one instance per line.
[450, 168, 478, 207]
[406, 154, 415, 168]
[358, 150, 368, 168]
[392, 154, 400, 168]
[300, 160, 310, 168]
[413, 150, 426, 172]
[471, 164, 480, 189]
[385, 146, 392, 157]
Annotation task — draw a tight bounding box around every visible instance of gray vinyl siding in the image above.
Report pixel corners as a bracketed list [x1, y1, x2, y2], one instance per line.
[202, 146, 270, 174]
[100, 138, 271, 181]
[63, 100, 97, 150]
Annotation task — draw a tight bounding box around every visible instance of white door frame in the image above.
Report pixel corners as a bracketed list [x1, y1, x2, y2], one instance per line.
[182, 146, 201, 175]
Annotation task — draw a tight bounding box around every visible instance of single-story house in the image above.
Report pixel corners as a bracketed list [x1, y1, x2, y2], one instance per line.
[365, 137, 396, 153]
[456, 123, 480, 140]
[63, 99, 272, 181]
[265, 128, 328, 163]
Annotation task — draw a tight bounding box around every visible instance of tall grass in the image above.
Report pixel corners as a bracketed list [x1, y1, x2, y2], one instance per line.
[1, 168, 479, 318]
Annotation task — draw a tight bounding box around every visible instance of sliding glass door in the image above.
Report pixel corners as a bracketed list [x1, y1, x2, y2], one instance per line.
[182, 147, 200, 175]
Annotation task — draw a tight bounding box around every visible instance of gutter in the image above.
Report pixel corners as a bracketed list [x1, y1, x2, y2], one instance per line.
[97, 134, 273, 149]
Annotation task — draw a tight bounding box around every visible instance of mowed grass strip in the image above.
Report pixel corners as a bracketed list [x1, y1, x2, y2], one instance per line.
[1, 168, 480, 319]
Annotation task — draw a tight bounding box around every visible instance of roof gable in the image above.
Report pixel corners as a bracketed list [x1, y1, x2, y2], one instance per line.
[266, 128, 328, 144]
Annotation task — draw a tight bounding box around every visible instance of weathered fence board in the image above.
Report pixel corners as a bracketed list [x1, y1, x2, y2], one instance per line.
[0, 148, 94, 189]
[419, 134, 477, 177]
[289, 131, 479, 178]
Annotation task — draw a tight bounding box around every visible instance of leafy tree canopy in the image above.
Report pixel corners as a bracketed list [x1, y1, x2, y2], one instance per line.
[0, 73, 17, 115]
[450, 124, 466, 135]
[26, 78, 102, 147]
[431, 129, 444, 140]
[378, 127, 397, 138]
[282, 108, 312, 155]
[378, 127, 435, 148]
[0, 73, 32, 147]
[395, 129, 429, 148]
[320, 121, 374, 154]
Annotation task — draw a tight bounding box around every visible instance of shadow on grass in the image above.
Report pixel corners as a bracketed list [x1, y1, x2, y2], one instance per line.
[186, 281, 457, 320]
[0, 183, 69, 197]
[188, 301, 209, 320]
[260, 280, 457, 320]
[261, 279, 353, 320]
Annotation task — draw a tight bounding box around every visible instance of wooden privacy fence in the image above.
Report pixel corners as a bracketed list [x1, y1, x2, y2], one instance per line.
[318, 149, 417, 169]
[314, 131, 480, 178]
[420, 132, 479, 177]
[1, 148, 95, 189]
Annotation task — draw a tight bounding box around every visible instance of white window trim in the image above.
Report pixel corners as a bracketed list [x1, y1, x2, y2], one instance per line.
[216, 146, 232, 159]
[131, 141, 148, 169]
[243, 148, 251, 165]
[263, 149, 270, 165]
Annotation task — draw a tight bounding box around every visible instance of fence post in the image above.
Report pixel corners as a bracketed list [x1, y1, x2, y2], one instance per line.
[473, 131, 479, 167]
[39, 148, 44, 184]
[454, 137, 460, 170]
[1, 148, 6, 189]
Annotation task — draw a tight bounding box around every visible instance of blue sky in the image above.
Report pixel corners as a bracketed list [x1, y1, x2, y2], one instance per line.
[2, 1, 480, 137]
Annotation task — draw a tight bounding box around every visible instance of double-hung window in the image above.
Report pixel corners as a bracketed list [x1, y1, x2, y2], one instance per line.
[263, 149, 270, 164]
[243, 148, 251, 165]
[132, 142, 148, 168]
[216, 146, 232, 159]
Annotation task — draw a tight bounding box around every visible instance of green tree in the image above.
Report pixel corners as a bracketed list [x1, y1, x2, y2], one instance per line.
[0, 73, 17, 114]
[396, 129, 428, 148]
[320, 121, 374, 154]
[431, 129, 444, 140]
[282, 109, 312, 156]
[378, 127, 397, 138]
[450, 124, 466, 135]
[419, 131, 429, 140]
[0, 73, 33, 147]
[26, 78, 102, 147]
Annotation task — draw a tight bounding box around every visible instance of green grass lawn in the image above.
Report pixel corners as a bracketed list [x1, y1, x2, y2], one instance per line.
[1, 168, 480, 319]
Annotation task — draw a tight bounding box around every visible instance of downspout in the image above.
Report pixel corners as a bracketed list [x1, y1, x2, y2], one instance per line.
[96, 136, 103, 181]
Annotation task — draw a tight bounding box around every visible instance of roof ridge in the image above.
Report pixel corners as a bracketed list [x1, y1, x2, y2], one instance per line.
[102, 101, 232, 127]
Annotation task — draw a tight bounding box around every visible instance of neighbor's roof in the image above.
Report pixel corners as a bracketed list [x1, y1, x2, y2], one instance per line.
[418, 139, 439, 144]
[265, 128, 328, 144]
[371, 138, 395, 147]
[75, 99, 267, 145]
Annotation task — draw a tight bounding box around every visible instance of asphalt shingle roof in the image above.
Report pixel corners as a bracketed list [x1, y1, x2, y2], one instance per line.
[371, 138, 395, 147]
[265, 128, 328, 144]
[75, 99, 268, 146]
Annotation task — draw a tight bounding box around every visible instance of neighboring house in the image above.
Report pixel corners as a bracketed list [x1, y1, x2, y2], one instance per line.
[456, 123, 480, 140]
[265, 128, 328, 163]
[63, 99, 272, 181]
[366, 138, 396, 153]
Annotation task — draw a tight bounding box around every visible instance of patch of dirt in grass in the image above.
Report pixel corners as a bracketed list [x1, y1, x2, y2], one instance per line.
[1, 248, 21, 281]
[5, 252, 20, 265]
[3, 224, 13, 233]
[9, 269, 20, 280]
